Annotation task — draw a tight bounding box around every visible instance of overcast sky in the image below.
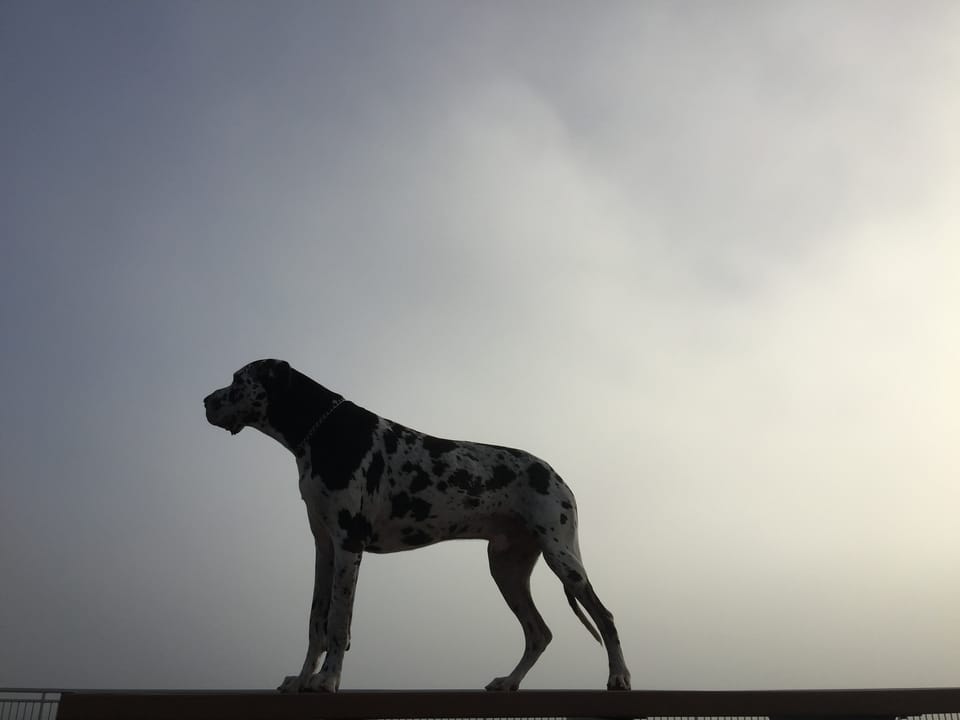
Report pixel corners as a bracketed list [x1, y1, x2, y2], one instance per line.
[2, 1, 958, 692]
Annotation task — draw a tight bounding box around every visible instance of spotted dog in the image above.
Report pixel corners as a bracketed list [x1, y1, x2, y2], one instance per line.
[204, 359, 631, 693]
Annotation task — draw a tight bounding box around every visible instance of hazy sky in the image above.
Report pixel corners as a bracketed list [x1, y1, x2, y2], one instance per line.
[2, 1, 958, 692]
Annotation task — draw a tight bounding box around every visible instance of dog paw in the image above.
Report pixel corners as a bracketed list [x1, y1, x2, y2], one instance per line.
[277, 675, 304, 693]
[306, 671, 339, 693]
[607, 672, 631, 691]
[484, 676, 519, 692]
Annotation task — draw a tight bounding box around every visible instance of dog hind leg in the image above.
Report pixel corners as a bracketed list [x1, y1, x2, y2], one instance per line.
[541, 542, 631, 690]
[484, 538, 552, 691]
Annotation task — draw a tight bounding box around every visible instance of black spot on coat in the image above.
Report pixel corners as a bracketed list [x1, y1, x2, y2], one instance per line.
[489, 464, 516, 491]
[392, 493, 433, 521]
[337, 510, 372, 552]
[410, 469, 432, 494]
[310, 403, 379, 491]
[449, 468, 483, 496]
[367, 452, 385, 494]
[410, 497, 432, 521]
[403, 529, 433, 546]
[422, 436, 458, 458]
[527, 462, 551, 494]
[391, 492, 412, 519]
[401, 461, 433, 493]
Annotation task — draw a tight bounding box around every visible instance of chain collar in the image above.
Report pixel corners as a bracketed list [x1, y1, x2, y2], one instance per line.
[294, 396, 344, 453]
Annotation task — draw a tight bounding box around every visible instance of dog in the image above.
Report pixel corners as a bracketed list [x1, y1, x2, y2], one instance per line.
[204, 359, 631, 693]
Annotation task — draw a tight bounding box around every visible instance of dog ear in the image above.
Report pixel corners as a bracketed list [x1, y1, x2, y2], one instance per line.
[258, 359, 291, 391]
[272, 359, 291, 388]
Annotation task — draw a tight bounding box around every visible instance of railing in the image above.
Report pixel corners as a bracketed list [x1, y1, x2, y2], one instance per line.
[0, 690, 60, 720]
[3, 687, 960, 720]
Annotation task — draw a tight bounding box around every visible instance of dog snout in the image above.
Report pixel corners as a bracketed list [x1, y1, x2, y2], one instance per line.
[204, 392, 229, 429]
[204, 392, 226, 419]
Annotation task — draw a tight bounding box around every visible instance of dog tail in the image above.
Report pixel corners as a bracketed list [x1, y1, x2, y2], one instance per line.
[565, 586, 603, 645]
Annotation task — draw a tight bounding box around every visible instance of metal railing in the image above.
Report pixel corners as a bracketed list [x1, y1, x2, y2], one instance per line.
[2, 687, 959, 720]
[0, 691, 60, 720]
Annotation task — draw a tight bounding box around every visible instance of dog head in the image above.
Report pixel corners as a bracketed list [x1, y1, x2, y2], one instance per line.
[204, 359, 291, 436]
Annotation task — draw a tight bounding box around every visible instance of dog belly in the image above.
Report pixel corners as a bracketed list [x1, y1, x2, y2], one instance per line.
[365, 512, 526, 554]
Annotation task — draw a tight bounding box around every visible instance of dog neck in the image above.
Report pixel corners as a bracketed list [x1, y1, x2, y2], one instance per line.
[262, 368, 345, 453]
[292, 396, 344, 453]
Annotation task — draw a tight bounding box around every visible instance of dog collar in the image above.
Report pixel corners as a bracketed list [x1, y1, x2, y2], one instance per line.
[294, 396, 345, 452]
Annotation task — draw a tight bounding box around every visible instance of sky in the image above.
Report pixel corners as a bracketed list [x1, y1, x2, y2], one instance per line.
[1, 0, 958, 692]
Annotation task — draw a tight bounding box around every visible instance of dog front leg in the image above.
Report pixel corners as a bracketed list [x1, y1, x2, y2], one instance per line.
[279, 519, 334, 692]
[306, 547, 362, 692]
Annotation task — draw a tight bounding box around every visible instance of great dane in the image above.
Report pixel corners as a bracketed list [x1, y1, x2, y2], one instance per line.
[204, 359, 631, 692]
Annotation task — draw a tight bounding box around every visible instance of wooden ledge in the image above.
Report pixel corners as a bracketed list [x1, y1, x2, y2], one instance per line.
[57, 688, 960, 719]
